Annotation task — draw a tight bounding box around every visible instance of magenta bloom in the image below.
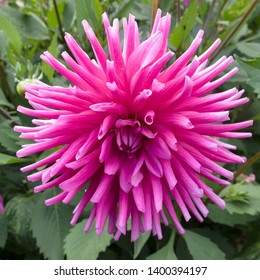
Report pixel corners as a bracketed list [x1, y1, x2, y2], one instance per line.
[15, 10, 252, 241]
[0, 194, 4, 215]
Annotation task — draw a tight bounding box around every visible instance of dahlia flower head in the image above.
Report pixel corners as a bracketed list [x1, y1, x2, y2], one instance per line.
[16, 10, 252, 241]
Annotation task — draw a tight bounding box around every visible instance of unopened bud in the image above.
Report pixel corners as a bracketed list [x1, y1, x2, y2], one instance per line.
[16, 79, 36, 96]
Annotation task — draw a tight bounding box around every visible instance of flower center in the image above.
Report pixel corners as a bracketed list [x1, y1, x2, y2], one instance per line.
[115, 119, 143, 157]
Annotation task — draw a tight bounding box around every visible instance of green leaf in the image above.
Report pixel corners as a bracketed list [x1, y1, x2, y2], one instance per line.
[207, 204, 258, 226]
[111, 0, 136, 20]
[62, 0, 76, 31]
[47, 1, 65, 28]
[220, 184, 260, 215]
[0, 5, 49, 40]
[0, 122, 21, 153]
[75, 0, 103, 37]
[31, 190, 73, 259]
[222, 0, 252, 21]
[0, 153, 32, 166]
[0, 31, 8, 56]
[42, 33, 59, 81]
[235, 220, 260, 260]
[0, 88, 14, 109]
[0, 15, 22, 55]
[183, 230, 226, 260]
[191, 228, 235, 260]
[5, 195, 36, 251]
[147, 231, 178, 260]
[169, 0, 199, 49]
[237, 42, 260, 58]
[64, 219, 112, 260]
[134, 230, 151, 259]
[235, 56, 260, 95]
[0, 215, 8, 248]
[235, 56, 260, 79]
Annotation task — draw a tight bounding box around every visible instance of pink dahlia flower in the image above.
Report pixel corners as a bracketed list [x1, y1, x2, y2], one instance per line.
[0, 194, 4, 215]
[15, 10, 252, 241]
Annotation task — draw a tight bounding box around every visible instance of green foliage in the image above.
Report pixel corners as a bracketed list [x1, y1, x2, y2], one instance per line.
[0, 5, 49, 40]
[0, 153, 32, 166]
[147, 231, 177, 260]
[235, 56, 260, 95]
[64, 219, 112, 260]
[0, 15, 22, 55]
[0, 215, 8, 248]
[183, 230, 226, 260]
[207, 204, 258, 226]
[31, 190, 73, 259]
[220, 184, 260, 216]
[134, 231, 151, 259]
[110, 0, 136, 19]
[62, 0, 76, 31]
[41, 34, 59, 81]
[235, 220, 260, 260]
[47, 1, 66, 29]
[169, 0, 199, 49]
[0, 122, 22, 153]
[5, 195, 36, 251]
[75, 0, 103, 37]
[222, 0, 252, 21]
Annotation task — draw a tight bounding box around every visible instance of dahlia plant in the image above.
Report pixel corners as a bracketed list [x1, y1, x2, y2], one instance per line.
[15, 10, 252, 241]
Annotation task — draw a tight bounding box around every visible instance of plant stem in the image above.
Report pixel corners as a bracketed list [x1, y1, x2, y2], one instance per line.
[53, 0, 66, 45]
[210, 0, 258, 61]
[203, 0, 217, 34]
[233, 151, 260, 183]
[151, 0, 159, 28]
[206, 0, 228, 41]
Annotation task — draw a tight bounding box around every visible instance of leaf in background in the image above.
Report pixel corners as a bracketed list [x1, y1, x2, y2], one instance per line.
[0, 215, 8, 248]
[0, 122, 22, 153]
[0, 15, 22, 55]
[42, 34, 59, 81]
[131, 2, 152, 21]
[111, 0, 136, 20]
[75, 0, 103, 37]
[62, 0, 76, 31]
[5, 195, 37, 251]
[207, 204, 258, 226]
[31, 189, 73, 259]
[191, 228, 235, 260]
[0, 153, 32, 165]
[237, 42, 260, 58]
[47, 0, 65, 28]
[183, 230, 226, 260]
[0, 31, 8, 57]
[64, 219, 112, 260]
[235, 55, 260, 95]
[0, 5, 49, 40]
[133, 230, 151, 259]
[235, 220, 260, 260]
[169, 0, 199, 49]
[0, 88, 14, 109]
[222, 0, 251, 21]
[147, 231, 178, 260]
[220, 184, 260, 216]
